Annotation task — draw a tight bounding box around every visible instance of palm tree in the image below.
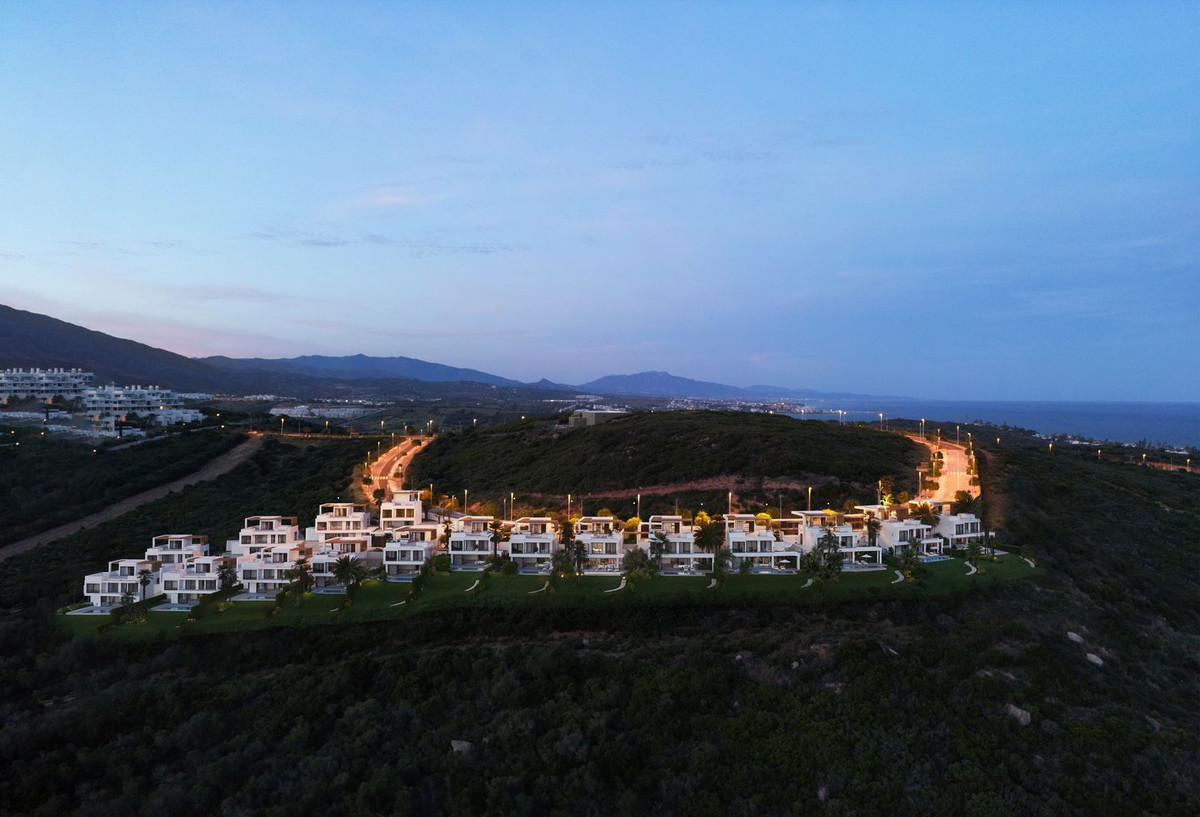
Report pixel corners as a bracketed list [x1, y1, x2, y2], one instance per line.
[489, 519, 505, 558]
[693, 518, 724, 574]
[649, 531, 669, 570]
[284, 557, 314, 607]
[137, 569, 153, 602]
[952, 490, 979, 516]
[815, 529, 844, 581]
[913, 502, 940, 530]
[332, 555, 371, 595]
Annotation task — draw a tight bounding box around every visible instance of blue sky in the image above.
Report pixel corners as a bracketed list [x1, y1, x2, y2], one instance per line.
[1, 2, 1196, 400]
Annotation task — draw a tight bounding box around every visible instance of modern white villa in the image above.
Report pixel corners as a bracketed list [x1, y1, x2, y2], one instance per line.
[575, 516, 625, 573]
[724, 514, 798, 570]
[383, 523, 439, 578]
[308, 502, 374, 552]
[447, 515, 495, 569]
[380, 490, 423, 530]
[506, 516, 558, 572]
[640, 515, 711, 573]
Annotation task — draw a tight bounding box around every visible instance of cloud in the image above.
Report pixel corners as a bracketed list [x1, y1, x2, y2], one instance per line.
[247, 227, 528, 256]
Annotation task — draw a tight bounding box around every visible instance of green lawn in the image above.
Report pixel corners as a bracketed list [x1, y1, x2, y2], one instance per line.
[60, 554, 1041, 641]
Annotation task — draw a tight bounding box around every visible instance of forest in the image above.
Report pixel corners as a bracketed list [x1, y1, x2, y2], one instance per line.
[0, 422, 1196, 816]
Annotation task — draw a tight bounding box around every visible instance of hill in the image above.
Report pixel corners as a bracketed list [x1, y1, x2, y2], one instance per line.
[198, 353, 526, 387]
[409, 410, 925, 496]
[0, 427, 1196, 814]
[0, 303, 238, 390]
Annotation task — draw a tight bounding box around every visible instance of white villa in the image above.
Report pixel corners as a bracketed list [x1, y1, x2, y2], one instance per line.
[935, 513, 985, 548]
[641, 515, 711, 573]
[794, 510, 884, 567]
[145, 534, 210, 566]
[448, 515, 495, 569]
[380, 490, 423, 530]
[236, 541, 313, 596]
[308, 502, 374, 552]
[725, 514, 797, 570]
[383, 522, 440, 579]
[507, 516, 558, 572]
[83, 558, 162, 608]
[575, 516, 625, 573]
[160, 554, 231, 606]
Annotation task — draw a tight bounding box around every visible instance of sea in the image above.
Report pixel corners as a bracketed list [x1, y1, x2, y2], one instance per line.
[790, 400, 1200, 449]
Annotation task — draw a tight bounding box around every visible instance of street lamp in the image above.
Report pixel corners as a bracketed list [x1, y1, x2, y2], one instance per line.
[636, 493, 641, 520]
[956, 425, 960, 445]
[920, 419, 925, 440]
[878, 412, 884, 431]
[807, 486, 813, 511]
[279, 417, 285, 435]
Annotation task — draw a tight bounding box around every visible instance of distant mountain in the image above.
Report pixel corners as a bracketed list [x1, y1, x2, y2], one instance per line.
[577, 371, 747, 399]
[0, 303, 239, 391]
[199, 354, 525, 387]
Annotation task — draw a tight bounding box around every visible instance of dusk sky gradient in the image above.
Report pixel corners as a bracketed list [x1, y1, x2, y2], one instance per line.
[1, 2, 1197, 400]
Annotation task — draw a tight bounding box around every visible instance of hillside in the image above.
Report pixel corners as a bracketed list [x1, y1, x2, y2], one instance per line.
[0, 303, 236, 390]
[0, 428, 1195, 814]
[198, 353, 526, 387]
[409, 410, 925, 496]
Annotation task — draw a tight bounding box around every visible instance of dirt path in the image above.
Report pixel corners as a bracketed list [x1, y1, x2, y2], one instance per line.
[0, 434, 263, 563]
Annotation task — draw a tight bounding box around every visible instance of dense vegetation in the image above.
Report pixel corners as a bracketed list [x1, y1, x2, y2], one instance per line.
[0, 427, 241, 546]
[411, 410, 925, 495]
[0, 426, 1196, 816]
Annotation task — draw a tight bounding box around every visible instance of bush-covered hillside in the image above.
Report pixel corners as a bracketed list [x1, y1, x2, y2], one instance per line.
[0, 431, 1196, 816]
[410, 411, 925, 494]
[0, 428, 242, 547]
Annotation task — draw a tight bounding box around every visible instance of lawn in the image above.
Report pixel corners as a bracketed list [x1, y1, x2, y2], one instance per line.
[60, 554, 1041, 641]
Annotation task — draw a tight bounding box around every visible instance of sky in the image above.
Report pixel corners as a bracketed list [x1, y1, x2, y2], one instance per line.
[0, 2, 1197, 401]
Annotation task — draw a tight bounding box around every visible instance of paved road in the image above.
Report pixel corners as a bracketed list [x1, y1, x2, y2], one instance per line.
[0, 434, 263, 563]
[912, 436, 979, 502]
[365, 437, 431, 501]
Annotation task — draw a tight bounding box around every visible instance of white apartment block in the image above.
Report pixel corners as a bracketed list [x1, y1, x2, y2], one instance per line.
[380, 490, 424, 530]
[575, 516, 625, 573]
[725, 514, 797, 570]
[878, 518, 939, 555]
[448, 515, 495, 569]
[506, 517, 558, 572]
[311, 550, 382, 588]
[640, 515, 711, 573]
[0, 367, 93, 403]
[83, 385, 187, 421]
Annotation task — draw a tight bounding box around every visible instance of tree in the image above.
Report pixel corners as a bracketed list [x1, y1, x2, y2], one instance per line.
[218, 564, 239, 599]
[648, 531, 668, 569]
[372, 488, 387, 509]
[952, 490, 979, 516]
[814, 529, 843, 581]
[489, 519, 506, 558]
[866, 518, 881, 548]
[332, 555, 370, 596]
[898, 546, 922, 581]
[913, 502, 940, 529]
[966, 540, 982, 566]
[694, 517, 724, 560]
[137, 569, 153, 602]
[284, 557, 314, 607]
[621, 548, 656, 579]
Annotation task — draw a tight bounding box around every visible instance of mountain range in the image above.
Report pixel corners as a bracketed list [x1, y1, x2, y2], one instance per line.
[0, 303, 883, 401]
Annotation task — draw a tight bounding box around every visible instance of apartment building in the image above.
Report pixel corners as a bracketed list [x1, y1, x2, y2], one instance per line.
[145, 534, 210, 565]
[934, 513, 985, 548]
[0, 367, 93, 403]
[225, 516, 304, 557]
[160, 555, 232, 605]
[83, 384, 198, 424]
[794, 510, 883, 567]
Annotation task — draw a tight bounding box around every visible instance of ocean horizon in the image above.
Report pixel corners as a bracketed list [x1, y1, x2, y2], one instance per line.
[791, 399, 1199, 449]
